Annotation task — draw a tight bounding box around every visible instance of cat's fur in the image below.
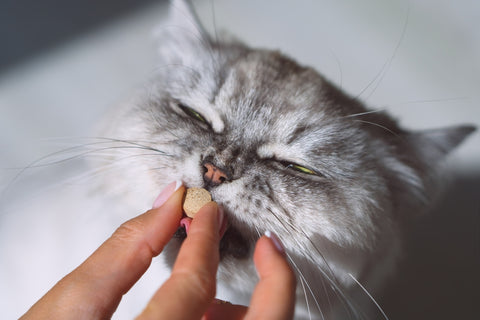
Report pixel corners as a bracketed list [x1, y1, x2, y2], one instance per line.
[93, 1, 476, 318]
[4, 0, 474, 319]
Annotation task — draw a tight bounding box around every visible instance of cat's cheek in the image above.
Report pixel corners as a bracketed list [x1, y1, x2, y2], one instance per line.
[172, 154, 204, 187]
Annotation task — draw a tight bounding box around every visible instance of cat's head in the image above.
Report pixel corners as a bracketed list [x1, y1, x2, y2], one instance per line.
[101, 0, 475, 303]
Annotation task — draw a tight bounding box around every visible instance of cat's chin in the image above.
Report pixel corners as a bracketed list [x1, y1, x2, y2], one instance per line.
[169, 224, 251, 261]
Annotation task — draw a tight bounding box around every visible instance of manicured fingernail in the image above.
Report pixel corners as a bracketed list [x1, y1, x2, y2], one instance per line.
[265, 230, 285, 255]
[152, 180, 182, 209]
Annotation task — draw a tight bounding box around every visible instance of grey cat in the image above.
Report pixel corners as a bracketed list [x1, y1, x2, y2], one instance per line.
[96, 0, 475, 319]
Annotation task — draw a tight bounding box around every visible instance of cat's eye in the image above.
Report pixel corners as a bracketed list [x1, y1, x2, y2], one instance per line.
[288, 164, 317, 175]
[282, 162, 318, 175]
[178, 103, 208, 124]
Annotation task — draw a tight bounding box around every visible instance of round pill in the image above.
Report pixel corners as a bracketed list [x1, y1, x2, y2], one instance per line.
[182, 187, 212, 218]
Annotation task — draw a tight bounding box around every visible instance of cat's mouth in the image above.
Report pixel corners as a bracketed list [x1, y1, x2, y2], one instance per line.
[172, 216, 250, 260]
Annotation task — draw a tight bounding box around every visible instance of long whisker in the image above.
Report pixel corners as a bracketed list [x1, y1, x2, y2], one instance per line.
[342, 109, 386, 119]
[266, 207, 338, 283]
[356, 5, 410, 100]
[329, 49, 343, 90]
[209, 0, 220, 47]
[1, 137, 172, 199]
[348, 273, 390, 320]
[353, 119, 402, 139]
[396, 96, 470, 106]
[6, 146, 170, 171]
[265, 207, 352, 318]
[253, 213, 317, 320]
[297, 268, 312, 320]
[286, 252, 323, 320]
[266, 206, 363, 319]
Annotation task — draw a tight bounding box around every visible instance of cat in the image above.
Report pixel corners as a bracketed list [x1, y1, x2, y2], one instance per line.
[91, 1, 476, 318]
[2, 0, 475, 319]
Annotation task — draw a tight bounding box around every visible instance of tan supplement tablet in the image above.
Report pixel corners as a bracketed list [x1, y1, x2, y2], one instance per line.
[182, 187, 212, 218]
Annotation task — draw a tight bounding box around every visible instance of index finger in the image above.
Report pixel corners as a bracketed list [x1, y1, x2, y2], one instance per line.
[137, 202, 222, 320]
[22, 182, 185, 319]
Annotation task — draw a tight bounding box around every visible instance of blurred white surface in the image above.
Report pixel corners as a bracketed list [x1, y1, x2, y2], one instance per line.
[0, 0, 478, 319]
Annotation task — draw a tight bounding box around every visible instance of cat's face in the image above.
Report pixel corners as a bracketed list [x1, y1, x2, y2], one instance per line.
[145, 46, 395, 252]
[99, 0, 474, 316]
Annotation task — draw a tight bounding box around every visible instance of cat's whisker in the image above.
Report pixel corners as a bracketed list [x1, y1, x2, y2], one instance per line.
[253, 212, 317, 320]
[90, 137, 173, 155]
[286, 252, 323, 320]
[45, 161, 132, 192]
[342, 109, 386, 119]
[209, 0, 220, 49]
[298, 239, 366, 320]
[149, 166, 170, 172]
[148, 112, 185, 143]
[7, 146, 169, 171]
[348, 273, 390, 320]
[353, 119, 402, 139]
[328, 48, 344, 90]
[264, 207, 348, 319]
[207, 0, 227, 82]
[397, 96, 469, 105]
[355, 5, 410, 100]
[297, 269, 312, 320]
[275, 226, 330, 317]
[265, 206, 364, 319]
[289, 238, 356, 320]
[265, 207, 337, 282]
[1, 137, 173, 200]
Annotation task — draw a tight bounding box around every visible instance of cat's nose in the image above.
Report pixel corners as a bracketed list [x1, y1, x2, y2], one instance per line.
[203, 162, 230, 186]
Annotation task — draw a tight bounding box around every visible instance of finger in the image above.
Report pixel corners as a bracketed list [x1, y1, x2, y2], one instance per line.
[21, 182, 185, 319]
[137, 202, 222, 320]
[244, 233, 296, 320]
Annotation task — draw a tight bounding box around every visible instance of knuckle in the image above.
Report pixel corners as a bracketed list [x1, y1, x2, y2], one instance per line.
[116, 219, 144, 239]
[111, 218, 149, 249]
[173, 270, 216, 302]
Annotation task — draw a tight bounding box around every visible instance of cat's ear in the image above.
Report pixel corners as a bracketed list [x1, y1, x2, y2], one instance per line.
[154, 0, 211, 64]
[406, 125, 475, 163]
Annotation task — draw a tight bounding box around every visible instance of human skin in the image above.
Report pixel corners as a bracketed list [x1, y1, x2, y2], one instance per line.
[21, 182, 296, 320]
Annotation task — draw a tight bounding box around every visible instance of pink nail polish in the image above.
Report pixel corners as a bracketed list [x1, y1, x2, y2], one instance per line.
[152, 180, 182, 209]
[265, 230, 285, 254]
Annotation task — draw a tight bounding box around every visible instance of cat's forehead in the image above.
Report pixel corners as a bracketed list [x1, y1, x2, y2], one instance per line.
[167, 47, 366, 145]
[223, 50, 325, 108]
[212, 50, 349, 134]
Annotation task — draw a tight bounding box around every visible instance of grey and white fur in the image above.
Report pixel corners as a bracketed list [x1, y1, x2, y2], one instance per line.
[95, 1, 476, 319]
[7, 0, 476, 319]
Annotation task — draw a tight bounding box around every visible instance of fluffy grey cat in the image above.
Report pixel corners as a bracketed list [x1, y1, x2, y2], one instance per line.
[94, 1, 476, 319]
[5, 0, 474, 319]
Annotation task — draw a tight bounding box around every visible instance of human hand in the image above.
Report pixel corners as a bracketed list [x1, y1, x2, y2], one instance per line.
[21, 181, 296, 320]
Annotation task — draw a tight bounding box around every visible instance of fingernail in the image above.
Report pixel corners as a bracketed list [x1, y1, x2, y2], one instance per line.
[265, 230, 285, 255]
[152, 180, 182, 209]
